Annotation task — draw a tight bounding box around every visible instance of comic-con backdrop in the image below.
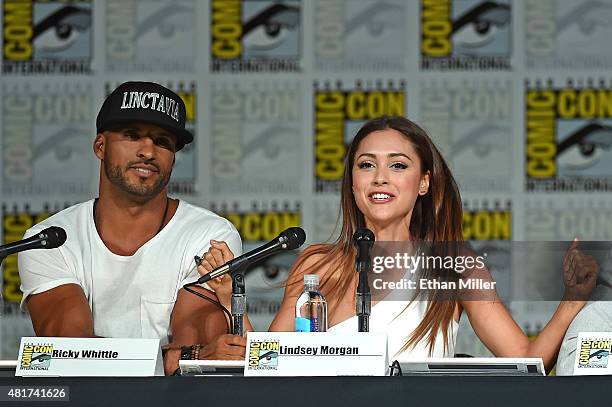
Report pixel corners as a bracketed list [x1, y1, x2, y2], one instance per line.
[2, 0, 612, 361]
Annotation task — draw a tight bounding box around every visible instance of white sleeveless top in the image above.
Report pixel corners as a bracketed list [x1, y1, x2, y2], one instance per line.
[328, 300, 458, 361]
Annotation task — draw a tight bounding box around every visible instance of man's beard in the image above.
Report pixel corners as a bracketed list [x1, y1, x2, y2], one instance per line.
[104, 160, 170, 198]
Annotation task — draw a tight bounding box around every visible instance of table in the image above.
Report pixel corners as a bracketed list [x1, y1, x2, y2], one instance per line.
[0, 375, 609, 407]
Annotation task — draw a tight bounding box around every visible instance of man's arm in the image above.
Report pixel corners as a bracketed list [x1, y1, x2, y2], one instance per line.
[163, 285, 246, 375]
[25, 284, 95, 337]
[556, 301, 612, 375]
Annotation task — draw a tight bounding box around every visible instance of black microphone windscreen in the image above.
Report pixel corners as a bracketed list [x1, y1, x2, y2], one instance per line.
[280, 227, 306, 250]
[353, 228, 375, 244]
[41, 226, 67, 249]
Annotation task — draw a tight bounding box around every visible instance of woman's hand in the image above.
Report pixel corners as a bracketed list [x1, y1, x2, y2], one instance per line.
[198, 240, 235, 306]
[563, 238, 599, 302]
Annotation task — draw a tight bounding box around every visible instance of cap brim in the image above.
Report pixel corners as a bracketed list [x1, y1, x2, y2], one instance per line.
[98, 118, 193, 151]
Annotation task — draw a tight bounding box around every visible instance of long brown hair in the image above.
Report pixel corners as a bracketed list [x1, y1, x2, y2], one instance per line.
[291, 116, 463, 354]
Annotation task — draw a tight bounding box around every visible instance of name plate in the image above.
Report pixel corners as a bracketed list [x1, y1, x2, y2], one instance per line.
[244, 332, 387, 376]
[573, 332, 612, 375]
[16, 337, 163, 377]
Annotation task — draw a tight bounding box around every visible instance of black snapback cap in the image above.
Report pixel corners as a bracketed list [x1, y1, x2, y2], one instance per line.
[96, 81, 193, 151]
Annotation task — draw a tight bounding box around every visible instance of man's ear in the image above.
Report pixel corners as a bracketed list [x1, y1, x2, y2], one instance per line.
[93, 133, 105, 160]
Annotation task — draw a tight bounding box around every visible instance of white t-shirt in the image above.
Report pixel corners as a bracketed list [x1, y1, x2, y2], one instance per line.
[18, 199, 242, 344]
[329, 300, 458, 361]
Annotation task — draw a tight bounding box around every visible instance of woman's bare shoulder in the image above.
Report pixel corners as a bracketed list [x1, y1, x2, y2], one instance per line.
[290, 243, 336, 278]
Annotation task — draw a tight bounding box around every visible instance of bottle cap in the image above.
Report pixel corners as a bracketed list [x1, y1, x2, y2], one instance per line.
[304, 274, 319, 285]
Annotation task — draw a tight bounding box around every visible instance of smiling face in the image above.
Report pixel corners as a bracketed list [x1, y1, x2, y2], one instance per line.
[351, 129, 430, 230]
[94, 122, 176, 199]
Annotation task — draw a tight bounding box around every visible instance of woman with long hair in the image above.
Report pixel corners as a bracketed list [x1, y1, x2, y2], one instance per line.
[202, 116, 598, 370]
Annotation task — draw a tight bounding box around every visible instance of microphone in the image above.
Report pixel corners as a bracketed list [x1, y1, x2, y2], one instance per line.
[197, 227, 306, 284]
[0, 226, 67, 258]
[353, 228, 375, 272]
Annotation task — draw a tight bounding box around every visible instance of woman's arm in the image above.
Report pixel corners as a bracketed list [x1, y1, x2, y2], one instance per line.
[462, 239, 599, 372]
[462, 299, 585, 372]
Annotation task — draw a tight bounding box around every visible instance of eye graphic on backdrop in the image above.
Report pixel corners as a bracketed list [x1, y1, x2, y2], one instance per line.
[243, 126, 294, 160]
[345, 3, 403, 37]
[557, 1, 612, 36]
[33, 6, 91, 53]
[245, 252, 295, 287]
[451, 1, 510, 50]
[33, 128, 87, 162]
[242, 4, 300, 51]
[557, 123, 612, 172]
[134, 5, 191, 42]
[449, 124, 508, 159]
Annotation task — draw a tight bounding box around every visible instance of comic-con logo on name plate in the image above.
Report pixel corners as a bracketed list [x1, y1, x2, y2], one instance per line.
[578, 338, 611, 369]
[210, 0, 301, 72]
[314, 79, 406, 194]
[20, 344, 53, 370]
[2, 0, 93, 74]
[525, 79, 612, 192]
[420, 0, 511, 70]
[248, 341, 280, 370]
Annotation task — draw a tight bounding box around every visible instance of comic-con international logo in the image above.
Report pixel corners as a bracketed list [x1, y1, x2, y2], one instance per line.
[525, 199, 612, 241]
[525, 79, 612, 192]
[20, 344, 53, 370]
[105, 0, 195, 72]
[248, 341, 279, 370]
[420, 79, 513, 192]
[2, 0, 92, 74]
[314, 79, 406, 193]
[314, 0, 407, 71]
[211, 201, 301, 243]
[525, 0, 612, 69]
[210, 81, 302, 194]
[2, 83, 93, 195]
[578, 338, 611, 369]
[420, 0, 511, 70]
[210, 0, 301, 72]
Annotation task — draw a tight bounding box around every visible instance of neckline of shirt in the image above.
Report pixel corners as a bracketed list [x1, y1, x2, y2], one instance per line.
[89, 198, 183, 261]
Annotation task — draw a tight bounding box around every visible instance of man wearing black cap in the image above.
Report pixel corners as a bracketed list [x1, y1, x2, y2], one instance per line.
[18, 82, 246, 374]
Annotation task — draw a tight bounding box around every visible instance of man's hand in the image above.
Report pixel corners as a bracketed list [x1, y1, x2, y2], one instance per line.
[563, 238, 599, 301]
[199, 334, 246, 360]
[198, 240, 235, 306]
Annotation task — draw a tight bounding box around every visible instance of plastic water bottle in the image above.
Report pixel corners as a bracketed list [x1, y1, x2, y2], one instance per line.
[295, 274, 328, 332]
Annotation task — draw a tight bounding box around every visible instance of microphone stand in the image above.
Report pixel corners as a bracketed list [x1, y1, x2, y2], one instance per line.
[353, 228, 374, 333]
[356, 257, 371, 333]
[231, 268, 246, 336]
